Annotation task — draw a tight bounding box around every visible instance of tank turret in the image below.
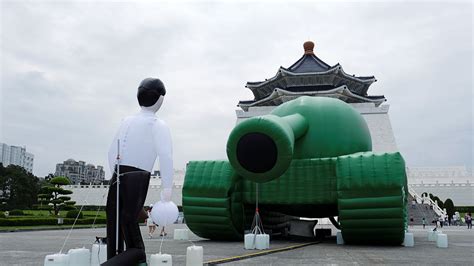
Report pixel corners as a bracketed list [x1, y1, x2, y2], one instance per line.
[227, 96, 372, 182]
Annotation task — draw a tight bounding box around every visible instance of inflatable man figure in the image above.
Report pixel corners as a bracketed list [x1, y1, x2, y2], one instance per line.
[104, 78, 173, 265]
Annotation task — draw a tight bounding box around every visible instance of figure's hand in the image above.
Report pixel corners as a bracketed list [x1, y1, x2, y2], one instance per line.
[161, 188, 172, 202]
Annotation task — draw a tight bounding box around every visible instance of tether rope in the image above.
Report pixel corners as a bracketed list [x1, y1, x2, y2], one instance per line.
[204, 241, 321, 265]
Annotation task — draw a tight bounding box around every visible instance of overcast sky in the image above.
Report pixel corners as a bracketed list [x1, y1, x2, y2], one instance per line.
[1, 0, 472, 178]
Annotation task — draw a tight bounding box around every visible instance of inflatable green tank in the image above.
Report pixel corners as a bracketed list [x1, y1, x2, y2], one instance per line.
[183, 96, 408, 245]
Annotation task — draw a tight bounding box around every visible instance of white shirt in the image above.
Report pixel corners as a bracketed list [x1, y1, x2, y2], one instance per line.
[108, 108, 173, 189]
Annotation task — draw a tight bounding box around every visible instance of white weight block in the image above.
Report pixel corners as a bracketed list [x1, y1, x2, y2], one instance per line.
[427, 231, 437, 241]
[67, 248, 90, 266]
[91, 244, 107, 266]
[44, 253, 69, 266]
[150, 253, 172, 266]
[186, 246, 203, 266]
[336, 231, 344, 245]
[403, 232, 414, 247]
[255, 234, 270, 250]
[244, 233, 256, 249]
[173, 229, 189, 240]
[434, 230, 442, 241]
[436, 234, 448, 248]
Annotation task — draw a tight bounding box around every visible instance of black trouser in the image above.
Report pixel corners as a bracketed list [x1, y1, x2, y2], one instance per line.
[103, 165, 150, 265]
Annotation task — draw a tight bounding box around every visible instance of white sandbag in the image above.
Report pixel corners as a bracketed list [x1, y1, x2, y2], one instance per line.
[44, 253, 69, 266]
[244, 233, 256, 249]
[336, 231, 344, 245]
[150, 253, 173, 266]
[403, 232, 414, 247]
[255, 234, 270, 250]
[186, 246, 203, 266]
[436, 233, 448, 248]
[67, 247, 90, 266]
[91, 243, 107, 266]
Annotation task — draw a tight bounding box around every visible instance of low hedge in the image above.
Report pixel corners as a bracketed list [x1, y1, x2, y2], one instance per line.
[76, 205, 105, 211]
[66, 210, 83, 219]
[9, 209, 24, 216]
[0, 217, 106, 226]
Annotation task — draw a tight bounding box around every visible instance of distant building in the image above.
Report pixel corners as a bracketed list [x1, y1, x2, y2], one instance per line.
[0, 142, 34, 173]
[55, 159, 105, 185]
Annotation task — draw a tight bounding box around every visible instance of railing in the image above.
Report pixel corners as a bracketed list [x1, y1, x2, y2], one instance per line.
[408, 185, 446, 217]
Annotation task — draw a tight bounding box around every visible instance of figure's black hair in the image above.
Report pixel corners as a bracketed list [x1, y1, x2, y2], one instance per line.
[137, 78, 166, 107]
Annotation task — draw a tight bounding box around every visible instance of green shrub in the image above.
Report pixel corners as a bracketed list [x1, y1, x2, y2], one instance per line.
[66, 210, 83, 219]
[9, 209, 24, 216]
[0, 212, 4, 218]
[63, 205, 76, 211]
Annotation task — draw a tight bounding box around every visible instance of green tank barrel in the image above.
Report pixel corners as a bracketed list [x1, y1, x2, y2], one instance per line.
[227, 113, 308, 183]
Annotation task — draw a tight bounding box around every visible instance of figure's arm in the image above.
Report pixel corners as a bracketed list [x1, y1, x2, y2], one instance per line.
[153, 120, 173, 201]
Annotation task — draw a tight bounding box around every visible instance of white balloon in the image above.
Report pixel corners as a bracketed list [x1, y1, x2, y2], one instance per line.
[150, 201, 179, 226]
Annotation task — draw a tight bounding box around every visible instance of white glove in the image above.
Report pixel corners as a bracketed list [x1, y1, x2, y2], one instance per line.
[161, 188, 172, 202]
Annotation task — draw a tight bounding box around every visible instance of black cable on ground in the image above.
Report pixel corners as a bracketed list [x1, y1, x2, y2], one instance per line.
[204, 241, 321, 265]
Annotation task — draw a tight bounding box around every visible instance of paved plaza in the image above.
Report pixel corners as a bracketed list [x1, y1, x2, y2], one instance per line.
[0, 224, 472, 265]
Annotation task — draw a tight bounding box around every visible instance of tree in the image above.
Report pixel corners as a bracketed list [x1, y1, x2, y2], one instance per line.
[433, 196, 444, 209]
[37, 176, 75, 215]
[0, 164, 40, 209]
[44, 173, 55, 182]
[444, 198, 455, 219]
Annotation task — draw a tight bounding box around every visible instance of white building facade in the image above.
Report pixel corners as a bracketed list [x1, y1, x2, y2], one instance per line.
[65, 169, 185, 206]
[407, 166, 473, 206]
[0, 142, 34, 173]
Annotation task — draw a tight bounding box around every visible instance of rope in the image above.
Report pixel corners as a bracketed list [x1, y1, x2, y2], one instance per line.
[58, 167, 121, 253]
[159, 233, 165, 254]
[204, 241, 321, 265]
[248, 183, 266, 249]
[58, 166, 150, 253]
[91, 193, 107, 228]
[59, 180, 97, 253]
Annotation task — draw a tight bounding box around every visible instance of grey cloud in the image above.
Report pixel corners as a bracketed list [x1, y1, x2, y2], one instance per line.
[1, 1, 472, 177]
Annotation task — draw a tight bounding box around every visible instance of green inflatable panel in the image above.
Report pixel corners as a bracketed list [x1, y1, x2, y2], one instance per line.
[183, 96, 408, 245]
[336, 152, 408, 245]
[241, 157, 338, 218]
[182, 161, 243, 240]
